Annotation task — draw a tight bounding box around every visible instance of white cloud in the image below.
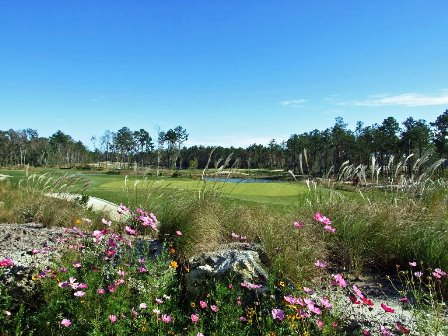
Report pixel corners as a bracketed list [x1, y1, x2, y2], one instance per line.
[343, 92, 448, 107]
[280, 99, 307, 107]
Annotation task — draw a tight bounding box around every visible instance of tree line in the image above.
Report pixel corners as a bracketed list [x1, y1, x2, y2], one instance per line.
[1, 110, 447, 176]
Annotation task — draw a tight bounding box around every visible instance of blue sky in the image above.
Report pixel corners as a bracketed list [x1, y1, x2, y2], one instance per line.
[1, 1, 448, 148]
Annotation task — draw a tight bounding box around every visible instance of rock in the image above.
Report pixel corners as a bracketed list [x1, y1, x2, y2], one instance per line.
[185, 242, 269, 296]
[0, 223, 68, 304]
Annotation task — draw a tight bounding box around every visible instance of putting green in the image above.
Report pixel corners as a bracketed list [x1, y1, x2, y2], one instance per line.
[97, 178, 308, 196]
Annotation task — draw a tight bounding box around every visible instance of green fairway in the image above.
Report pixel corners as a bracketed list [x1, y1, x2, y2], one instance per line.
[0, 168, 362, 209]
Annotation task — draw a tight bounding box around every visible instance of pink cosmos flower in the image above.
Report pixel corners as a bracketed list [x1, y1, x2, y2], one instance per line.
[161, 314, 171, 323]
[324, 225, 336, 233]
[105, 249, 116, 257]
[211, 305, 219, 312]
[59, 267, 68, 273]
[92, 230, 104, 243]
[271, 308, 285, 320]
[319, 297, 333, 309]
[414, 271, 423, 277]
[362, 297, 374, 306]
[240, 316, 247, 322]
[352, 285, 365, 299]
[303, 287, 314, 294]
[117, 204, 130, 215]
[314, 212, 332, 225]
[124, 226, 136, 235]
[433, 268, 446, 279]
[78, 283, 88, 289]
[153, 309, 160, 315]
[114, 278, 124, 286]
[333, 274, 347, 287]
[97, 288, 105, 295]
[434, 268, 446, 276]
[117, 270, 126, 277]
[197, 333, 204, 336]
[58, 281, 69, 288]
[72, 262, 81, 268]
[314, 260, 327, 268]
[399, 297, 409, 303]
[69, 277, 79, 289]
[5, 310, 11, 316]
[396, 321, 410, 334]
[293, 309, 308, 318]
[408, 261, 417, 267]
[155, 298, 163, 304]
[102, 218, 112, 226]
[240, 281, 262, 289]
[231, 232, 240, 239]
[349, 294, 361, 304]
[380, 325, 392, 336]
[32, 249, 40, 254]
[305, 299, 321, 315]
[109, 315, 117, 323]
[0, 258, 14, 267]
[138, 266, 148, 273]
[176, 230, 182, 236]
[61, 318, 72, 327]
[293, 221, 304, 229]
[308, 304, 322, 315]
[380, 303, 395, 313]
[74, 291, 85, 297]
[316, 319, 324, 329]
[191, 314, 199, 323]
[199, 300, 207, 309]
[362, 330, 371, 336]
[108, 285, 116, 293]
[433, 271, 442, 279]
[284, 296, 304, 306]
[139, 303, 147, 309]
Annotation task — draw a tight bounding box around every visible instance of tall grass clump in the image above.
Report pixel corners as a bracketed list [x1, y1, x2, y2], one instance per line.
[142, 183, 326, 285]
[0, 173, 106, 227]
[299, 176, 448, 280]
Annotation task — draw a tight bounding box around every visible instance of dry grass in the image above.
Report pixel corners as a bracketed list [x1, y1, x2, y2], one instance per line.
[0, 175, 106, 228]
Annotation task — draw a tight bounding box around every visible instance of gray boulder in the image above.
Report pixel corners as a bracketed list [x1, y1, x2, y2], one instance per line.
[185, 242, 269, 296]
[0, 223, 69, 305]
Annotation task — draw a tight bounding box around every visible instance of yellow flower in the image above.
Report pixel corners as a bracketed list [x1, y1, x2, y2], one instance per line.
[190, 302, 196, 308]
[278, 281, 285, 288]
[75, 218, 81, 225]
[169, 261, 178, 269]
[169, 247, 176, 254]
[32, 274, 39, 281]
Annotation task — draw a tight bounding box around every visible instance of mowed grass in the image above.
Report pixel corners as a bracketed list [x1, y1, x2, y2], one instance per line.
[0, 168, 314, 207]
